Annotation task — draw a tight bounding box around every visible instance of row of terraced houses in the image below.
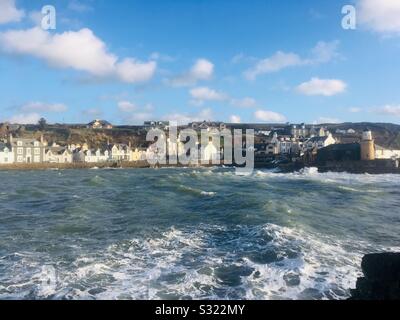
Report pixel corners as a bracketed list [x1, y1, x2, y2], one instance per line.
[0, 134, 150, 165]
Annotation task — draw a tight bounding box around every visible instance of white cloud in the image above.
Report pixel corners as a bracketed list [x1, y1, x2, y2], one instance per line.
[244, 41, 340, 80]
[254, 110, 286, 123]
[358, 0, 400, 34]
[83, 108, 102, 118]
[309, 40, 340, 64]
[117, 101, 155, 124]
[118, 101, 136, 112]
[149, 52, 175, 62]
[230, 115, 241, 123]
[68, 0, 93, 13]
[349, 107, 362, 113]
[163, 108, 213, 125]
[127, 112, 154, 124]
[28, 10, 42, 27]
[190, 87, 258, 109]
[315, 117, 341, 124]
[167, 59, 214, 87]
[231, 97, 257, 108]
[375, 105, 400, 116]
[20, 102, 67, 113]
[8, 113, 41, 124]
[296, 77, 347, 96]
[190, 87, 228, 102]
[0, 27, 157, 83]
[245, 52, 302, 80]
[115, 58, 156, 83]
[0, 0, 24, 24]
[231, 53, 245, 64]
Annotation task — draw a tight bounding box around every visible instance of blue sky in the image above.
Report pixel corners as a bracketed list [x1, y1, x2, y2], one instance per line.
[1, 0, 400, 125]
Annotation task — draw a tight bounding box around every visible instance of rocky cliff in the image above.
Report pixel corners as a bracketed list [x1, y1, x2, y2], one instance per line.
[350, 253, 400, 300]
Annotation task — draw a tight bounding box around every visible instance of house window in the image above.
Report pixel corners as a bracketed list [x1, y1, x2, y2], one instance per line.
[26, 148, 32, 155]
[17, 141, 23, 146]
[34, 148, 40, 155]
[34, 141, 39, 147]
[17, 156, 23, 162]
[17, 148, 23, 155]
[34, 156, 40, 163]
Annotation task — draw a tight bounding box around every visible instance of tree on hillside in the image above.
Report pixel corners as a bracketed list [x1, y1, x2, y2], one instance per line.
[38, 118, 47, 130]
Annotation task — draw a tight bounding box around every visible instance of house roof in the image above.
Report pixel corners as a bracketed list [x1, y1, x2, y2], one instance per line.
[11, 139, 42, 147]
[307, 136, 329, 143]
[46, 147, 71, 155]
[0, 142, 11, 151]
[88, 120, 112, 126]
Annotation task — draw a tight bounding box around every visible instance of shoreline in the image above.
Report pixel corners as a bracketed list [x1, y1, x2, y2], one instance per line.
[0, 161, 150, 171]
[1, 161, 400, 174]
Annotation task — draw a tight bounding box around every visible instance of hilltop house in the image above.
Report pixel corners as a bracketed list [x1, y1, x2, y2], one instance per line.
[87, 120, 113, 129]
[0, 142, 14, 164]
[10, 135, 46, 163]
[143, 121, 170, 131]
[189, 121, 226, 131]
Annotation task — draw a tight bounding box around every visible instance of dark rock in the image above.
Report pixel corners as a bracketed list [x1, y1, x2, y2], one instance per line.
[362, 253, 400, 281]
[248, 250, 283, 265]
[283, 273, 301, 287]
[215, 265, 254, 287]
[350, 253, 400, 300]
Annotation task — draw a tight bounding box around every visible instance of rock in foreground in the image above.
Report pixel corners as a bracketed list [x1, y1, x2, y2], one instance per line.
[350, 253, 400, 300]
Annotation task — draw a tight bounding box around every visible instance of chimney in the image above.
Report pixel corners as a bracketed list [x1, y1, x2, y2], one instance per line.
[9, 133, 13, 144]
[40, 134, 44, 144]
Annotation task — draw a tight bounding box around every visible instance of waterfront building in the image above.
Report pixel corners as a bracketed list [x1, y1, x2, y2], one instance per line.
[0, 142, 14, 164]
[74, 148, 110, 163]
[10, 135, 46, 163]
[131, 148, 147, 161]
[108, 144, 131, 161]
[44, 146, 73, 163]
[203, 141, 219, 162]
[375, 145, 400, 160]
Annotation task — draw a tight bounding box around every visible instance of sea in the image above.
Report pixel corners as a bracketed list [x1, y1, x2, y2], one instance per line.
[0, 167, 399, 300]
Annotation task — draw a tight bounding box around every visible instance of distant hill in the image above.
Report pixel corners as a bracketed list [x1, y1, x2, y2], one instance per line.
[1, 122, 400, 149]
[323, 123, 400, 149]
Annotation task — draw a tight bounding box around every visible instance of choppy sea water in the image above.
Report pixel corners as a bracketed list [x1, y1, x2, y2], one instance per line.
[0, 167, 399, 300]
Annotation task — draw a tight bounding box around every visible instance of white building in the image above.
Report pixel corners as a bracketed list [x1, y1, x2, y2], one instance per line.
[203, 142, 219, 162]
[10, 135, 46, 163]
[44, 146, 73, 163]
[375, 145, 400, 160]
[304, 133, 336, 151]
[0, 142, 14, 164]
[82, 149, 110, 163]
[108, 144, 131, 161]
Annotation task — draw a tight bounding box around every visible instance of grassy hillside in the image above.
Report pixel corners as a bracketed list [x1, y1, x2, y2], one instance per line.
[1, 124, 149, 148]
[2, 122, 400, 149]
